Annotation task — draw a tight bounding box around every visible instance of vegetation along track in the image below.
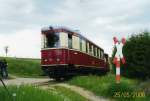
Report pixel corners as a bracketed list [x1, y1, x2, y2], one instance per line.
[1, 78, 110, 101]
[36, 80, 110, 101]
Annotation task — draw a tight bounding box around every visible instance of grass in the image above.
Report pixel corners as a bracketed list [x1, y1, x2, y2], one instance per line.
[68, 73, 150, 101]
[50, 86, 88, 101]
[4, 57, 43, 77]
[0, 85, 87, 101]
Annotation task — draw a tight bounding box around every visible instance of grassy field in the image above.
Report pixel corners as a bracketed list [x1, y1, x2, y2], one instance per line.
[4, 57, 42, 77]
[1, 57, 150, 101]
[0, 85, 87, 101]
[68, 74, 150, 101]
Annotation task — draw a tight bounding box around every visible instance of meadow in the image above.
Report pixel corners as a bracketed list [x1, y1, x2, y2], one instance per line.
[5, 57, 42, 77]
[0, 85, 87, 101]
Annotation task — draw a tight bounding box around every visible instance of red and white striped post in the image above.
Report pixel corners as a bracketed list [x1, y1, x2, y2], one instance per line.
[113, 37, 126, 83]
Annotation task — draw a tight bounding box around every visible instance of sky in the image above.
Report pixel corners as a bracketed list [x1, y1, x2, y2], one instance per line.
[0, 0, 150, 58]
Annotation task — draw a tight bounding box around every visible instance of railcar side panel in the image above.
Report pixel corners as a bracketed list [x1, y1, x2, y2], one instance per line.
[41, 48, 106, 69]
[68, 49, 105, 68]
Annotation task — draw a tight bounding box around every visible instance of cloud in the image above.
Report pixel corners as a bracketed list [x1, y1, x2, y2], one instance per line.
[0, 28, 41, 58]
[0, 0, 150, 58]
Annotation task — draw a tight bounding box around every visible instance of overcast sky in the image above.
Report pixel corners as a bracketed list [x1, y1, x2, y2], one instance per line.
[0, 0, 150, 58]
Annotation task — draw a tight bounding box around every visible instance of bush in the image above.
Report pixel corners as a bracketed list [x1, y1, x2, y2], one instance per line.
[112, 31, 150, 79]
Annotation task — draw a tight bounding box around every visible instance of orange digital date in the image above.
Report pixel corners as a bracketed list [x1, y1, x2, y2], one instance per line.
[113, 91, 145, 98]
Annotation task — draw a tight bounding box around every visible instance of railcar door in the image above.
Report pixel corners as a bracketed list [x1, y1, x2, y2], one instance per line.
[59, 32, 68, 64]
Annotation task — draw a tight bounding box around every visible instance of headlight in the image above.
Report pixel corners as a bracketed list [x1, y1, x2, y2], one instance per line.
[56, 58, 60, 62]
[49, 58, 52, 61]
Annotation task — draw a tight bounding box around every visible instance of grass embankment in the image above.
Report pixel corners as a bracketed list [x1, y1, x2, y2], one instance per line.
[6, 57, 42, 77]
[68, 74, 150, 101]
[0, 85, 87, 101]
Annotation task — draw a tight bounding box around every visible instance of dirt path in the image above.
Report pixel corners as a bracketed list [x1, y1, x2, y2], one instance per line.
[0, 78, 110, 101]
[53, 83, 110, 101]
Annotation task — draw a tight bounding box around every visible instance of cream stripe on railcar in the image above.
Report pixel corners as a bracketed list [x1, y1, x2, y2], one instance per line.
[60, 32, 68, 48]
[72, 35, 80, 50]
[41, 34, 47, 48]
[41, 34, 44, 48]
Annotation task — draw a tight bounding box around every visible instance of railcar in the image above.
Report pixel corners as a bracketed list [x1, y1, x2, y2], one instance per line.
[41, 26, 109, 80]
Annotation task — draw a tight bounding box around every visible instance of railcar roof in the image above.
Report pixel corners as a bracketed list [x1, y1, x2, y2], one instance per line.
[41, 26, 104, 51]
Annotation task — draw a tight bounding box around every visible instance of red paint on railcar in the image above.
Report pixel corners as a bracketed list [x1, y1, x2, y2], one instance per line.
[41, 48, 106, 68]
[41, 49, 67, 65]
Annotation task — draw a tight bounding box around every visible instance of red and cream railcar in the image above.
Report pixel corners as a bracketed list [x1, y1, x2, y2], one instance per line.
[41, 26, 109, 80]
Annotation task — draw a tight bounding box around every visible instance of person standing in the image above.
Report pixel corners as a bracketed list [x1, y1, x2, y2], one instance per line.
[0, 60, 2, 77]
[1, 59, 8, 79]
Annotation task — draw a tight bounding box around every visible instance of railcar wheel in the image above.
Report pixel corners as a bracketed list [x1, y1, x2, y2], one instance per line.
[55, 78, 61, 81]
[63, 76, 73, 81]
[55, 77, 65, 82]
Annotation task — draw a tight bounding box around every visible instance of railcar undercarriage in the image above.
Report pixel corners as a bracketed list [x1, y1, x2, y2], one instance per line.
[42, 65, 108, 81]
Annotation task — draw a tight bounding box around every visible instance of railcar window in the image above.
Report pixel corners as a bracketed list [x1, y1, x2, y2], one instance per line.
[92, 45, 94, 56]
[101, 51, 104, 59]
[68, 34, 72, 48]
[95, 47, 97, 57]
[86, 42, 89, 54]
[97, 48, 99, 58]
[80, 38, 82, 51]
[89, 44, 92, 55]
[99, 49, 101, 59]
[82, 39, 86, 52]
[102, 51, 104, 59]
[93, 46, 96, 56]
[46, 33, 59, 48]
[91, 45, 94, 56]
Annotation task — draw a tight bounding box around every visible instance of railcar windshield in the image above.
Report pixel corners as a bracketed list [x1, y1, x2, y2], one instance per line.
[42, 33, 60, 48]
